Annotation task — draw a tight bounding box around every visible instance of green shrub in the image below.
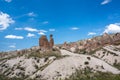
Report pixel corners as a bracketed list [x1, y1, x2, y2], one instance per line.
[113, 62, 120, 70]
[84, 61, 89, 65]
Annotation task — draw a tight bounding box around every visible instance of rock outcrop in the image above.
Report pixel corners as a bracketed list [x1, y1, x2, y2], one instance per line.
[61, 32, 120, 52]
[39, 34, 54, 50]
[49, 34, 54, 48]
[101, 33, 113, 45]
[39, 35, 49, 50]
[113, 33, 120, 44]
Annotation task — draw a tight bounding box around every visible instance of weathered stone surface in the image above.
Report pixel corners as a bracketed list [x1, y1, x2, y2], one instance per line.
[39, 34, 54, 50]
[61, 32, 120, 52]
[112, 33, 120, 44]
[63, 42, 67, 48]
[49, 34, 54, 48]
[39, 35, 49, 50]
[101, 33, 113, 45]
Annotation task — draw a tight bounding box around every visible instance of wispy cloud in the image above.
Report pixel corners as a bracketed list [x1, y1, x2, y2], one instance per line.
[42, 21, 49, 24]
[101, 0, 111, 5]
[38, 32, 45, 35]
[0, 12, 14, 30]
[9, 45, 16, 48]
[27, 12, 37, 17]
[38, 29, 47, 35]
[5, 0, 12, 3]
[39, 30, 47, 33]
[15, 27, 47, 36]
[71, 27, 79, 30]
[14, 12, 37, 19]
[27, 33, 35, 37]
[8, 43, 16, 48]
[49, 29, 55, 32]
[5, 35, 24, 39]
[15, 27, 38, 32]
[15, 27, 47, 33]
[24, 27, 38, 32]
[88, 32, 96, 36]
[103, 23, 120, 33]
[15, 28, 23, 30]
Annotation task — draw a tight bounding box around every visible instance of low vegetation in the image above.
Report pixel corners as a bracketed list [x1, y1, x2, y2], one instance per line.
[28, 50, 66, 59]
[65, 67, 120, 80]
[113, 62, 120, 70]
[88, 47, 102, 55]
[0, 74, 24, 80]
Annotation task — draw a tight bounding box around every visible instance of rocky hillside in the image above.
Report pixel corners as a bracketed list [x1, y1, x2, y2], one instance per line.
[61, 32, 120, 52]
[0, 33, 120, 80]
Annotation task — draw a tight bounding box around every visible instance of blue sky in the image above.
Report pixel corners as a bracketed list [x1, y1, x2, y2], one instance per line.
[0, 0, 120, 51]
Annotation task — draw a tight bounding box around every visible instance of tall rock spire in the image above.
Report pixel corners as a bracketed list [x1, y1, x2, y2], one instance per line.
[39, 35, 49, 50]
[39, 34, 54, 50]
[49, 34, 54, 48]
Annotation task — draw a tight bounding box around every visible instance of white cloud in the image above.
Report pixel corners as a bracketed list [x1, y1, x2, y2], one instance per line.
[38, 30, 47, 35]
[27, 12, 36, 17]
[0, 12, 14, 30]
[15, 27, 38, 32]
[9, 45, 16, 48]
[49, 29, 55, 32]
[42, 21, 48, 24]
[103, 23, 120, 33]
[15, 27, 48, 33]
[27, 33, 35, 37]
[5, 35, 24, 39]
[71, 27, 79, 30]
[38, 32, 45, 35]
[101, 0, 111, 5]
[39, 30, 47, 33]
[88, 32, 96, 36]
[24, 27, 38, 32]
[5, 0, 12, 3]
[15, 27, 47, 35]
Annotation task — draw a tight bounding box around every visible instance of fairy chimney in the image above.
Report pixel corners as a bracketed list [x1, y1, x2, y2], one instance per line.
[39, 34, 54, 50]
[49, 34, 54, 48]
[39, 35, 49, 49]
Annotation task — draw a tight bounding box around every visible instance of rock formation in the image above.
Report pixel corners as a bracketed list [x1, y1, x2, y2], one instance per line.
[101, 33, 113, 45]
[113, 33, 120, 44]
[49, 34, 54, 48]
[39, 34, 54, 50]
[61, 32, 120, 52]
[39, 35, 49, 50]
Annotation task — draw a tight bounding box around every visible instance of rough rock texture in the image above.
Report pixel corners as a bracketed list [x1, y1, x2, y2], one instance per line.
[101, 33, 113, 45]
[30, 50, 120, 80]
[39, 35, 49, 50]
[61, 32, 120, 52]
[112, 33, 120, 44]
[39, 34, 54, 50]
[49, 34, 54, 48]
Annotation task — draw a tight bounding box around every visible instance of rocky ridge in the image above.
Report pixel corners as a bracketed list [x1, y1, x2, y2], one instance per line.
[0, 33, 120, 80]
[62, 33, 120, 52]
